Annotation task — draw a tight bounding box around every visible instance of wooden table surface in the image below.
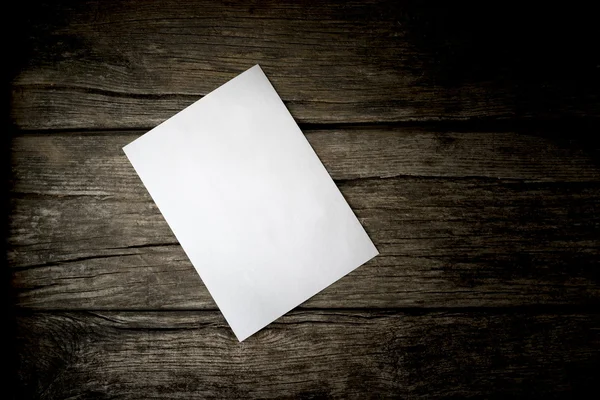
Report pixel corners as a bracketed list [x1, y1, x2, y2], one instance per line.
[6, 1, 599, 398]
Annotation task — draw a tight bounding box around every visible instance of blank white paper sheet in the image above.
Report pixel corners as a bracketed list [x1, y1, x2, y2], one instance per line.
[123, 65, 378, 341]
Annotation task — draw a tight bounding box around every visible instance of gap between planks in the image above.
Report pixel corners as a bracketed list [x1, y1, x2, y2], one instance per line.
[11, 305, 600, 315]
[9, 117, 600, 135]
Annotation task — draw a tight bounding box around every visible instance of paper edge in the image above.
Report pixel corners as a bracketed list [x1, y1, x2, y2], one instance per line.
[121, 63, 380, 342]
[235, 245, 379, 342]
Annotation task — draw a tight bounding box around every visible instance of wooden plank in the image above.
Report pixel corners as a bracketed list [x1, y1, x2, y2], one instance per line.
[8, 132, 599, 308]
[9, 129, 600, 191]
[9, 180, 600, 309]
[10, 1, 600, 129]
[14, 310, 599, 398]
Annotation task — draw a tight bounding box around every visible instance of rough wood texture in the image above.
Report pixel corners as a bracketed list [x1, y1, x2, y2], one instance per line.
[7, 1, 600, 396]
[8, 132, 600, 309]
[10, 1, 600, 129]
[9, 128, 600, 188]
[10, 180, 600, 309]
[15, 310, 599, 398]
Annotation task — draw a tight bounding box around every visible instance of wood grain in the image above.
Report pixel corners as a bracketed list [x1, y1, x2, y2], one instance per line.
[9, 128, 600, 191]
[10, 1, 600, 129]
[8, 131, 600, 309]
[14, 310, 599, 398]
[8, 1, 600, 397]
[10, 180, 599, 309]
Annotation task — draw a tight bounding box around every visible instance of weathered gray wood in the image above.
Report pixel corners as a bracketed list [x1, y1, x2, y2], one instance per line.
[8, 131, 600, 309]
[10, 1, 600, 129]
[9, 130, 600, 191]
[9, 2, 600, 397]
[10, 180, 599, 309]
[14, 310, 599, 398]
